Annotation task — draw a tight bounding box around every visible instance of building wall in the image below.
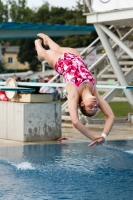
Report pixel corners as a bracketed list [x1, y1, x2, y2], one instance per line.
[2, 52, 29, 70]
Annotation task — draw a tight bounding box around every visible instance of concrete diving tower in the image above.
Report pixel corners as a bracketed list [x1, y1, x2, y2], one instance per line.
[84, 0, 133, 109]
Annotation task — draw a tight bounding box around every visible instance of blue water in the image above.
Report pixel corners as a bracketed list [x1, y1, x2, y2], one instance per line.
[0, 140, 133, 200]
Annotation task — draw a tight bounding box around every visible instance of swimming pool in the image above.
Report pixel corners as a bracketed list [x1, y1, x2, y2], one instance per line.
[0, 140, 133, 200]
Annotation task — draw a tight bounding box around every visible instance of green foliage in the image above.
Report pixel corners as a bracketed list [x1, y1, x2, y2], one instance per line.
[9, 0, 34, 22]
[32, 2, 50, 23]
[65, 0, 86, 25]
[0, 0, 8, 21]
[59, 32, 97, 48]
[31, 0, 86, 25]
[0, 61, 6, 73]
[17, 38, 41, 71]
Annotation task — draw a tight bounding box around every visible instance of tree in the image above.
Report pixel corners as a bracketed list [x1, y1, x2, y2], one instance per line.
[17, 38, 41, 71]
[59, 33, 97, 48]
[32, 2, 50, 23]
[0, 0, 8, 21]
[0, 61, 6, 73]
[47, 7, 66, 24]
[9, 0, 34, 22]
[65, 0, 86, 25]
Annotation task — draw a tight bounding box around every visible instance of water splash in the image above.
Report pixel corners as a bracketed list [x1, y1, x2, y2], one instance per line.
[125, 150, 133, 154]
[13, 162, 35, 170]
[0, 157, 35, 171]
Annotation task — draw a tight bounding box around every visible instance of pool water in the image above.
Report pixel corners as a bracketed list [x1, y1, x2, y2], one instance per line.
[0, 140, 133, 200]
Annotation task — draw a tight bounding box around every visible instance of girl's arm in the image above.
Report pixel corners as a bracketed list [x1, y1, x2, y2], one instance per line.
[89, 97, 115, 146]
[89, 87, 115, 146]
[98, 96, 115, 135]
[94, 86, 115, 136]
[94, 87, 115, 136]
[89, 88, 115, 146]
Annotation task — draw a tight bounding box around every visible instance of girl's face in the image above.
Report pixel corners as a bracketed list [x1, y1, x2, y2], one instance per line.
[84, 96, 98, 115]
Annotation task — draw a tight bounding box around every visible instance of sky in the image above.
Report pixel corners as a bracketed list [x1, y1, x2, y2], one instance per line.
[27, 0, 77, 9]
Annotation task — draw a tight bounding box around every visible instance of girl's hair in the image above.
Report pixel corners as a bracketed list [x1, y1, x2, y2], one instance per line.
[78, 97, 96, 117]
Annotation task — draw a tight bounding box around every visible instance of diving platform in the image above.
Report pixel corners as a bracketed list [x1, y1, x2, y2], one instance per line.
[0, 101, 61, 142]
[0, 78, 61, 142]
[85, 8, 133, 27]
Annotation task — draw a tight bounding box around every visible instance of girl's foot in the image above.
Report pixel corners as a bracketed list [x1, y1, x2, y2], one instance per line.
[34, 39, 42, 47]
[37, 33, 49, 46]
[34, 39, 46, 60]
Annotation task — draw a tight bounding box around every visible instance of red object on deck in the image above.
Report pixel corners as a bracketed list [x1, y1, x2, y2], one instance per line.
[57, 137, 69, 142]
[0, 91, 8, 101]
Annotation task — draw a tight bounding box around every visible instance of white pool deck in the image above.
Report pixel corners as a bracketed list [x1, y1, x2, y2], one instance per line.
[0, 122, 133, 147]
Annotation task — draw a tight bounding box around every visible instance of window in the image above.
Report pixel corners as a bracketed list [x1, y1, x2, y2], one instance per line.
[8, 57, 13, 63]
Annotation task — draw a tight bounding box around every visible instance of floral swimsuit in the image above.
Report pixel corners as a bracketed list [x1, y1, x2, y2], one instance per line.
[55, 53, 95, 89]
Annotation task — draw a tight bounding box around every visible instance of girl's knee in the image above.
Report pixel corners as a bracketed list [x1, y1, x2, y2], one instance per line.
[45, 50, 61, 59]
[44, 50, 53, 58]
[37, 49, 46, 60]
[39, 49, 51, 59]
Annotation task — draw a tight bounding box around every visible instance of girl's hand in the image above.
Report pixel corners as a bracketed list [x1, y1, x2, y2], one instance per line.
[88, 137, 105, 146]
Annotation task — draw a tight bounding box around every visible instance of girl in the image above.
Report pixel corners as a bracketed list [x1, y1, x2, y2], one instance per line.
[35, 33, 115, 146]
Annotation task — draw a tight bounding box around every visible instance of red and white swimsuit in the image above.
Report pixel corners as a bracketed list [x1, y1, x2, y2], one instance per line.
[55, 52, 95, 89]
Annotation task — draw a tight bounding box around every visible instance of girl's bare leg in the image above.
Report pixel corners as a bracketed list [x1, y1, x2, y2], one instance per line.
[35, 39, 63, 68]
[37, 33, 80, 56]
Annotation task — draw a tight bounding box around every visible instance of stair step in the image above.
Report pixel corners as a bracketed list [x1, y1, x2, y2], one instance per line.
[108, 68, 130, 72]
[97, 81, 117, 85]
[101, 74, 117, 78]
[65, 108, 69, 113]
[121, 55, 131, 59]
[62, 116, 71, 121]
[119, 61, 133, 65]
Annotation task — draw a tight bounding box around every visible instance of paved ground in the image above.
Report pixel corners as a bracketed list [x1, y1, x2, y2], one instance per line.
[62, 122, 133, 141]
[0, 122, 133, 147]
